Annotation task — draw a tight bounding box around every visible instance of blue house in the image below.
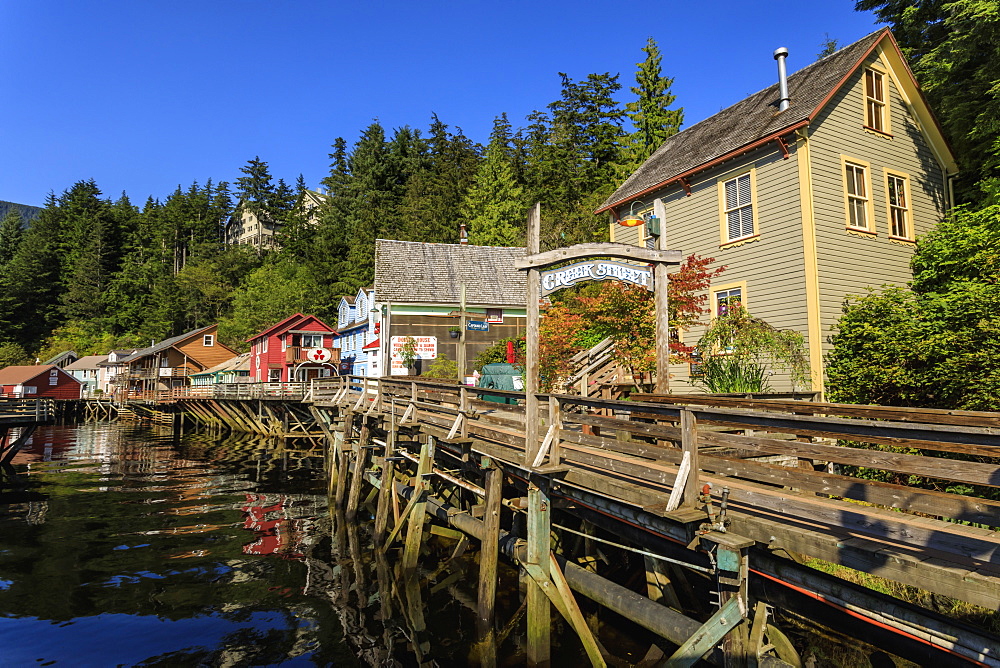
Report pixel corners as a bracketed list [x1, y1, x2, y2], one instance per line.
[335, 287, 377, 376]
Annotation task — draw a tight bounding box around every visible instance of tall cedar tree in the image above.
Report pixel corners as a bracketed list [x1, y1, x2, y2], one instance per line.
[287, 137, 357, 299]
[0, 192, 65, 346]
[464, 114, 526, 246]
[623, 38, 684, 170]
[525, 72, 625, 247]
[398, 115, 481, 243]
[335, 122, 423, 291]
[0, 208, 24, 268]
[856, 0, 1000, 202]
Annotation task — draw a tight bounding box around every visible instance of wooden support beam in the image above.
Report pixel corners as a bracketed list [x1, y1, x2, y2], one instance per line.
[401, 437, 435, 574]
[346, 421, 370, 520]
[524, 202, 542, 469]
[374, 404, 398, 545]
[477, 465, 503, 642]
[665, 596, 745, 667]
[526, 481, 551, 666]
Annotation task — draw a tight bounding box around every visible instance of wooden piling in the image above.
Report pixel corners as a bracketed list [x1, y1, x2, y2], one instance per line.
[401, 436, 434, 574]
[374, 400, 398, 544]
[526, 481, 551, 666]
[346, 420, 370, 520]
[477, 464, 503, 641]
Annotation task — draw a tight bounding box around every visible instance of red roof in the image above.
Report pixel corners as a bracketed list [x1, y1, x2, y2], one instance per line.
[362, 338, 379, 351]
[247, 313, 338, 342]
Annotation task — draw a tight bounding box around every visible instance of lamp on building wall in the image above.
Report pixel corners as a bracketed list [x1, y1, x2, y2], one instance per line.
[618, 200, 646, 227]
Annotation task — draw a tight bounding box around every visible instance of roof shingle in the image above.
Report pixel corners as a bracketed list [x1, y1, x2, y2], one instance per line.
[374, 239, 526, 306]
[598, 30, 885, 212]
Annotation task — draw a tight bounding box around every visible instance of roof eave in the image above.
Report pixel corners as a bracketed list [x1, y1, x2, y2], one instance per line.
[595, 119, 810, 214]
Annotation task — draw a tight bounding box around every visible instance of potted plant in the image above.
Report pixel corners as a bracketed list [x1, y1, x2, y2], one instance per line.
[448, 326, 461, 339]
[399, 336, 419, 372]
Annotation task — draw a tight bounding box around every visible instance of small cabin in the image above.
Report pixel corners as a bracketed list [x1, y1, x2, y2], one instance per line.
[0, 365, 82, 400]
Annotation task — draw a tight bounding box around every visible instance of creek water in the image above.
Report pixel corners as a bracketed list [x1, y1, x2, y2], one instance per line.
[0, 422, 901, 667]
[0, 423, 579, 667]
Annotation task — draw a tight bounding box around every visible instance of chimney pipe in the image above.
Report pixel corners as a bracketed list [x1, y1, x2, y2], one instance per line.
[459, 223, 468, 245]
[774, 47, 790, 112]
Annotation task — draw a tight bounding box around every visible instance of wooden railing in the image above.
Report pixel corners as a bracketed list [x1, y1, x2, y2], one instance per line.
[120, 382, 308, 402]
[0, 398, 55, 422]
[308, 374, 1000, 613]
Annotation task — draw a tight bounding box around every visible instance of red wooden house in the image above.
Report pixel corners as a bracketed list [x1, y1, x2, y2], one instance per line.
[247, 313, 340, 382]
[0, 365, 82, 399]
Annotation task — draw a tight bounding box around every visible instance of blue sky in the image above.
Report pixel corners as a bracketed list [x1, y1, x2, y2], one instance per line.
[2, 1, 881, 207]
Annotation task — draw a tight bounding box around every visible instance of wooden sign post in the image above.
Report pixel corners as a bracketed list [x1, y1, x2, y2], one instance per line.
[518, 204, 683, 464]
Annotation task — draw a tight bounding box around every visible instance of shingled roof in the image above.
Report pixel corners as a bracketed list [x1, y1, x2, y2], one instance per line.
[597, 30, 887, 213]
[117, 325, 218, 364]
[374, 239, 526, 306]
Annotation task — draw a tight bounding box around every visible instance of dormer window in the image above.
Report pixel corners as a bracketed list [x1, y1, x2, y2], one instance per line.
[203, 334, 214, 347]
[865, 68, 887, 133]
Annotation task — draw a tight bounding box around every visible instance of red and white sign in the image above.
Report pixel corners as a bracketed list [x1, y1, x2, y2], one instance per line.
[389, 336, 437, 375]
[305, 347, 333, 363]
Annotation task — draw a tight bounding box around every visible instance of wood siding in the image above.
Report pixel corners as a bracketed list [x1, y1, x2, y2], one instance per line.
[634, 143, 807, 392]
[249, 317, 337, 382]
[389, 312, 526, 378]
[808, 51, 949, 361]
[174, 326, 234, 371]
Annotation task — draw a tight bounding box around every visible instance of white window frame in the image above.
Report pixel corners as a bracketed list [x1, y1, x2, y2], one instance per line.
[203, 334, 214, 347]
[302, 333, 323, 349]
[711, 282, 746, 354]
[718, 169, 758, 246]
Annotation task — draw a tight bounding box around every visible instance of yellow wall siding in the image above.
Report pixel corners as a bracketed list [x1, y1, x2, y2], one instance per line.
[649, 144, 808, 392]
[809, 52, 948, 362]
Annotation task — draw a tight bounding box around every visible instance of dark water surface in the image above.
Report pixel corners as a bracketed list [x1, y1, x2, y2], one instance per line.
[0, 423, 896, 667]
[0, 423, 358, 667]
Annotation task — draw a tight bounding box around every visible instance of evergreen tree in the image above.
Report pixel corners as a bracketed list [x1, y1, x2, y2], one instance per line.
[817, 33, 839, 59]
[0, 208, 24, 268]
[623, 38, 683, 168]
[0, 193, 66, 346]
[398, 114, 481, 243]
[464, 114, 526, 246]
[526, 72, 626, 246]
[856, 0, 1000, 202]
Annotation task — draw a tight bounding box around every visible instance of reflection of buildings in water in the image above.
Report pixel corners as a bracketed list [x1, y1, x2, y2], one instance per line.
[241, 493, 311, 559]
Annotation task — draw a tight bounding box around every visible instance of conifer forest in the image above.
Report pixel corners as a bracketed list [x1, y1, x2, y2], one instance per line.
[0, 38, 683, 363]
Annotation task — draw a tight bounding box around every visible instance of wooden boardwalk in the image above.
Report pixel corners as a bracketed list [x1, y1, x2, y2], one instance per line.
[91, 379, 1000, 665]
[0, 398, 55, 464]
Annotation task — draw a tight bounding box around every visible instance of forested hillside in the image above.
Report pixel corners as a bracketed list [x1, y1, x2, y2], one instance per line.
[0, 40, 682, 364]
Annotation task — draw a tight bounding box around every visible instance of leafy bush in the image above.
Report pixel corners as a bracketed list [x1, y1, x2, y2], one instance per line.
[695, 304, 809, 392]
[423, 355, 459, 380]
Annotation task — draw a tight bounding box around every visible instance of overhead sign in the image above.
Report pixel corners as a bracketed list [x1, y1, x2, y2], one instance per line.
[467, 321, 490, 332]
[540, 260, 653, 296]
[305, 347, 332, 363]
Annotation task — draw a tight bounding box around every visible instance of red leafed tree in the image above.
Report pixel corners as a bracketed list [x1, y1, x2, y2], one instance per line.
[544, 254, 724, 391]
[538, 303, 586, 392]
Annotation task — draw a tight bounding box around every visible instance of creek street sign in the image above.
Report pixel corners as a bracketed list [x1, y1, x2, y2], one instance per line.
[539, 260, 653, 296]
[467, 321, 489, 332]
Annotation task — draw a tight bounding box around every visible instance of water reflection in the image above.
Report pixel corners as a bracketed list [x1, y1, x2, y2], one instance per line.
[0, 422, 560, 666]
[0, 423, 351, 666]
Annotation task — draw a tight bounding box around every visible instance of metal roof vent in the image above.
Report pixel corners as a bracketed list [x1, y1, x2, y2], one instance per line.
[774, 47, 790, 112]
